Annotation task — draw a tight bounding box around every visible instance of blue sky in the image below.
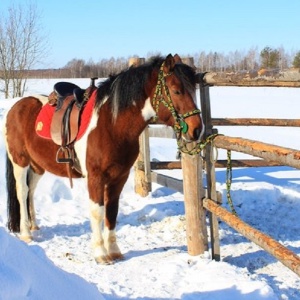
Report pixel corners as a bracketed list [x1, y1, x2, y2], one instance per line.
[1, 0, 300, 68]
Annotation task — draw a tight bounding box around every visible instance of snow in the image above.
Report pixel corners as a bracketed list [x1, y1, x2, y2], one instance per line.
[1, 79, 300, 299]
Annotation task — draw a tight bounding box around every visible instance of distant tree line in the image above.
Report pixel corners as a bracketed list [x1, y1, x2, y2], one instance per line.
[28, 47, 300, 79]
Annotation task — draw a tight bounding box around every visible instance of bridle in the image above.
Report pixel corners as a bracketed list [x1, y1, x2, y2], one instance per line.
[151, 62, 201, 138]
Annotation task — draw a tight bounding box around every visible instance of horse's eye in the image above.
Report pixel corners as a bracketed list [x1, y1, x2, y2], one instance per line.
[173, 90, 181, 95]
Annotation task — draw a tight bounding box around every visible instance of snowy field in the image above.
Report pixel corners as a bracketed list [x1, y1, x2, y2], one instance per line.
[0, 78, 300, 299]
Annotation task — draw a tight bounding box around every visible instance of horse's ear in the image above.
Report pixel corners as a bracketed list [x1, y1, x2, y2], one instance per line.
[164, 54, 176, 73]
[174, 54, 182, 63]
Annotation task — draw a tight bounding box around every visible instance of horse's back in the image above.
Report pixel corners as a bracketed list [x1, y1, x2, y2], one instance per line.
[7, 96, 42, 135]
[5, 97, 42, 167]
[8, 95, 42, 120]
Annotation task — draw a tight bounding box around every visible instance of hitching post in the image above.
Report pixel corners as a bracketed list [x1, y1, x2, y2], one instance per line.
[181, 61, 208, 255]
[197, 73, 221, 261]
[181, 144, 209, 255]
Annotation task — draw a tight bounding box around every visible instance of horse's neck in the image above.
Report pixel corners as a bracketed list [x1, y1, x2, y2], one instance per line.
[98, 101, 151, 143]
[115, 105, 150, 141]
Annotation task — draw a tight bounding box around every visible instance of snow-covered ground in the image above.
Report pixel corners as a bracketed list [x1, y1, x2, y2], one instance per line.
[0, 79, 300, 299]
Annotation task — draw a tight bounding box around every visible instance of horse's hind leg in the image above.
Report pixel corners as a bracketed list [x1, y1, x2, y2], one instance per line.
[11, 163, 32, 242]
[27, 168, 42, 231]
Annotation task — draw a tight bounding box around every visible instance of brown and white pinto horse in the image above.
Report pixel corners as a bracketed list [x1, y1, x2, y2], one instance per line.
[4, 54, 203, 264]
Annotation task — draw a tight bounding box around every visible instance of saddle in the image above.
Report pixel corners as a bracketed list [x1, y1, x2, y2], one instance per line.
[48, 77, 98, 186]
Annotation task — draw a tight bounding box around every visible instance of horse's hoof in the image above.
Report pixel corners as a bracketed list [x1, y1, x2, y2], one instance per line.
[95, 255, 113, 265]
[20, 235, 33, 243]
[31, 225, 40, 231]
[109, 252, 124, 261]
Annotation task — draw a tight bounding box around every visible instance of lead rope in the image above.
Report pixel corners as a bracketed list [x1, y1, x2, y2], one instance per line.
[226, 150, 237, 215]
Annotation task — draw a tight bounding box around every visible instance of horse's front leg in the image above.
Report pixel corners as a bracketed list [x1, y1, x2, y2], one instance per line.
[87, 165, 114, 264]
[103, 174, 129, 261]
[89, 200, 112, 264]
[88, 172, 128, 264]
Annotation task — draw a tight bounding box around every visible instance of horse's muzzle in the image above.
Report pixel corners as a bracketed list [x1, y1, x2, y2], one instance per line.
[192, 127, 202, 141]
[184, 123, 205, 142]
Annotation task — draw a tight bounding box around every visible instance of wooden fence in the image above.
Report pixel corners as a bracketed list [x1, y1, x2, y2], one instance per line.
[134, 73, 300, 276]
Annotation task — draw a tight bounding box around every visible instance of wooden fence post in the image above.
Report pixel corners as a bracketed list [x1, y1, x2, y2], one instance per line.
[182, 145, 208, 255]
[182, 57, 195, 67]
[128, 57, 145, 67]
[131, 57, 151, 197]
[180, 68, 208, 255]
[198, 74, 221, 261]
[134, 128, 152, 196]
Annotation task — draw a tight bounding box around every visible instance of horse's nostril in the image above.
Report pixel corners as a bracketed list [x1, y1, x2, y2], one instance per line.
[193, 128, 201, 140]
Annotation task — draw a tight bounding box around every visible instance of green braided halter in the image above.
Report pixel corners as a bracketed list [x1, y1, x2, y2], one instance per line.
[151, 62, 201, 136]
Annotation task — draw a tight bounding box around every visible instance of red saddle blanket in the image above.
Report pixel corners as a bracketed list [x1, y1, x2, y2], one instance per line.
[35, 90, 97, 141]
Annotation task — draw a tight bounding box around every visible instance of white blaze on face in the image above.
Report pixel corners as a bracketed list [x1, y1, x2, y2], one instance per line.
[141, 98, 156, 121]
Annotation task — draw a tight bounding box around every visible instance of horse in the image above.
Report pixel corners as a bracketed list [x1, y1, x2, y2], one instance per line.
[3, 54, 203, 264]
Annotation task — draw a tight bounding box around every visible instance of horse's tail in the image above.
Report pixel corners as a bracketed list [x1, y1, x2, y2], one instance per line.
[6, 153, 21, 232]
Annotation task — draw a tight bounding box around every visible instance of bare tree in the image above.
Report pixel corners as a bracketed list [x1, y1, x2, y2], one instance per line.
[0, 2, 48, 98]
[64, 59, 86, 78]
[245, 47, 259, 70]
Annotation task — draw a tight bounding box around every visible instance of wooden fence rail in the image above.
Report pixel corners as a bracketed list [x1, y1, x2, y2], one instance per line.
[212, 118, 300, 127]
[213, 135, 300, 169]
[197, 72, 300, 88]
[203, 198, 300, 277]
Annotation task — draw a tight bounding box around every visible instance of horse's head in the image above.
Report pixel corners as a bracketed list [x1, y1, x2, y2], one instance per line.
[151, 54, 203, 142]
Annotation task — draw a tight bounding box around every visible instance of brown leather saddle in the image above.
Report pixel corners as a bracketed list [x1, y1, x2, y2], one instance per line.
[48, 77, 97, 186]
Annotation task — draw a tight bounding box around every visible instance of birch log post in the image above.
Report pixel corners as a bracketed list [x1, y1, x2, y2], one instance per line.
[181, 145, 208, 255]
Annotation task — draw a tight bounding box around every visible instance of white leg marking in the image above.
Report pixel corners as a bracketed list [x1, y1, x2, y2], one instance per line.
[141, 97, 156, 121]
[27, 169, 42, 230]
[89, 200, 111, 263]
[13, 164, 32, 241]
[103, 227, 123, 260]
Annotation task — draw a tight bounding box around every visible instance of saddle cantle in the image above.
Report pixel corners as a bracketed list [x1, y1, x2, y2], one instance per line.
[35, 78, 98, 186]
[48, 81, 88, 109]
[49, 77, 97, 145]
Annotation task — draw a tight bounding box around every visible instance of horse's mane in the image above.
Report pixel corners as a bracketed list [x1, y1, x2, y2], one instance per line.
[95, 56, 196, 119]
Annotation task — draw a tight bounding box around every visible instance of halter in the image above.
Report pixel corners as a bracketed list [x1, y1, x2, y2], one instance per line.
[151, 62, 201, 137]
